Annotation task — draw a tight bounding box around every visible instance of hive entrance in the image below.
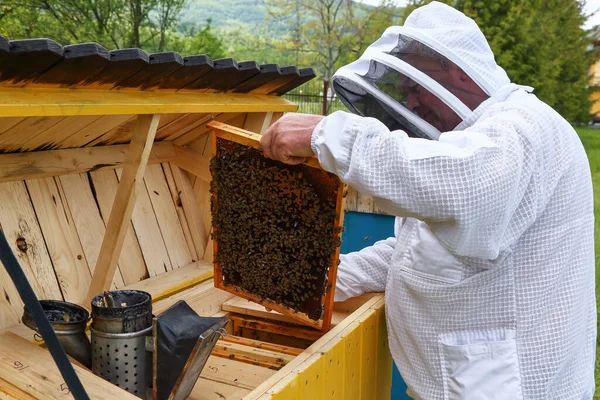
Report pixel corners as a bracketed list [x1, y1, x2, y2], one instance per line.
[209, 127, 343, 330]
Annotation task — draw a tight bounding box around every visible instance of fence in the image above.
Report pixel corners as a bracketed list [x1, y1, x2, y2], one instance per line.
[283, 79, 347, 115]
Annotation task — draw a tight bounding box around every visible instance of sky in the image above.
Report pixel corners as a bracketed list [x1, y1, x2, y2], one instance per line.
[358, 0, 600, 29]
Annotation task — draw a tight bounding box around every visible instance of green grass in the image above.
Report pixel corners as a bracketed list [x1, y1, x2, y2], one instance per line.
[574, 126, 600, 399]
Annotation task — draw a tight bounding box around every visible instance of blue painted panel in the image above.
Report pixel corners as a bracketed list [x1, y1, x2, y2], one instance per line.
[341, 211, 410, 400]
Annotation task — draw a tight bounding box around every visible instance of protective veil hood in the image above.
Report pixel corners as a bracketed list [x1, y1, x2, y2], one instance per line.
[331, 1, 511, 140]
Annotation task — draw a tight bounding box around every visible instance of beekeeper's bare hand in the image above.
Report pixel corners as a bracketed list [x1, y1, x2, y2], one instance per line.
[260, 113, 324, 165]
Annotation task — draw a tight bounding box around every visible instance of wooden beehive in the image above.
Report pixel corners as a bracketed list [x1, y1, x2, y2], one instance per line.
[0, 35, 392, 400]
[208, 122, 345, 331]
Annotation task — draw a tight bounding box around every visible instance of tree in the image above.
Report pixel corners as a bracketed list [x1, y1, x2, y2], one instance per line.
[264, 0, 401, 81]
[168, 19, 226, 58]
[156, 0, 185, 51]
[403, 0, 594, 123]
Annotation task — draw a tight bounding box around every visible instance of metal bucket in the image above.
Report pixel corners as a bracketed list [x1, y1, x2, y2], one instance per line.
[91, 290, 153, 399]
[22, 300, 91, 368]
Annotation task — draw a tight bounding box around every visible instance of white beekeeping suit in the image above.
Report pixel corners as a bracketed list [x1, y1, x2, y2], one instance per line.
[313, 2, 596, 399]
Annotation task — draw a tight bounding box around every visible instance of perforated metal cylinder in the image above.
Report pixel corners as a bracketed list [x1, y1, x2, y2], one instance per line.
[91, 326, 152, 398]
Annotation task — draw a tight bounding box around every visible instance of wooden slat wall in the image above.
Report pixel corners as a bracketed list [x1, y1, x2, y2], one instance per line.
[0, 111, 282, 330]
[0, 161, 197, 330]
[344, 187, 389, 215]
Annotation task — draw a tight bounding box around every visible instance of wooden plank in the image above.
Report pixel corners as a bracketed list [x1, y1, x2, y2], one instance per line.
[0, 116, 65, 152]
[222, 297, 351, 328]
[57, 173, 125, 290]
[0, 118, 25, 135]
[243, 112, 274, 135]
[221, 336, 303, 357]
[143, 164, 193, 269]
[160, 113, 214, 142]
[115, 167, 172, 274]
[228, 316, 324, 342]
[173, 113, 245, 146]
[86, 114, 160, 302]
[229, 64, 282, 94]
[187, 133, 215, 264]
[182, 59, 260, 92]
[0, 39, 63, 85]
[0, 332, 138, 400]
[200, 356, 276, 391]
[89, 169, 148, 286]
[188, 377, 250, 400]
[88, 113, 181, 147]
[175, 282, 234, 317]
[0, 181, 62, 302]
[237, 329, 313, 352]
[212, 340, 295, 368]
[114, 52, 183, 90]
[0, 141, 175, 184]
[170, 164, 208, 259]
[0, 265, 24, 329]
[18, 115, 102, 151]
[269, 67, 316, 96]
[30, 43, 110, 88]
[162, 163, 198, 261]
[25, 177, 92, 304]
[357, 193, 374, 213]
[126, 260, 213, 303]
[0, 88, 299, 117]
[80, 48, 149, 90]
[0, 377, 37, 400]
[172, 146, 211, 183]
[249, 66, 300, 95]
[59, 114, 134, 149]
[157, 55, 213, 90]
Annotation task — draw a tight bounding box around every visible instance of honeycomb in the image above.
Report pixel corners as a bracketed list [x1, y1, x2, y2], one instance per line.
[210, 138, 341, 320]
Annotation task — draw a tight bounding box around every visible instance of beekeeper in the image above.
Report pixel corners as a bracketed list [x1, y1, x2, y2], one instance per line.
[260, 1, 596, 399]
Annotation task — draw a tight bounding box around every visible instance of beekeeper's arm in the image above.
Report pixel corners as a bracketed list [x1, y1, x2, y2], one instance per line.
[311, 110, 536, 260]
[334, 235, 396, 302]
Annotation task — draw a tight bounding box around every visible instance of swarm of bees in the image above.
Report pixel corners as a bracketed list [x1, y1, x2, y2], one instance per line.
[210, 139, 341, 320]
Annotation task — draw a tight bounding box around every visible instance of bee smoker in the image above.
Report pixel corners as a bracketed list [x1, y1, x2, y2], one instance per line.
[21, 300, 91, 368]
[90, 290, 153, 398]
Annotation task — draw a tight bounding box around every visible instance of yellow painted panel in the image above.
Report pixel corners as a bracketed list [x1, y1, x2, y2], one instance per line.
[375, 306, 393, 400]
[342, 322, 363, 400]
[266, 302, 391, 400]
[322, 337, 346, 399]
[270, 374, 302, 400]
[297, 354, 325, 399]
[0, 88, 298, 117]
[360, 311, 379, 400]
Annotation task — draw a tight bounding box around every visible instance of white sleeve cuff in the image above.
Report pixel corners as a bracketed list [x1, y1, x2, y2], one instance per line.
[310, 111, 364, 177]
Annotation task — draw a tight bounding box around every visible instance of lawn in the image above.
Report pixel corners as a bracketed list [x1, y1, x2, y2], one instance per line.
[574, 126, 600, 399]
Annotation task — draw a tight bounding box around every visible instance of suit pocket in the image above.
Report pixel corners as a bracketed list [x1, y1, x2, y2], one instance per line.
[439, 329, 523, 400]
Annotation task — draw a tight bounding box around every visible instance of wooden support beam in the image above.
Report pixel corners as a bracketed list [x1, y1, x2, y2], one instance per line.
[172, 145, 211, 183]
[0, 141, 174, 183]
[0, 87, 298, 117]
[86, 114, 160, 302]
